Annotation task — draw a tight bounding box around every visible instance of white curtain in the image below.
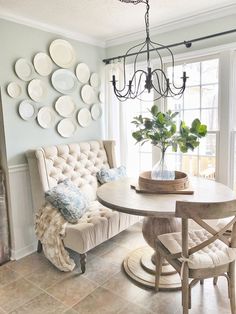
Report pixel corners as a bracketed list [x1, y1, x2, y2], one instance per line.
[104, 62, 128, 167]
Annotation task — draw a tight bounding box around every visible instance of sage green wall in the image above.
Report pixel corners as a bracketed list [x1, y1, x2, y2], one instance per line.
[106, 14, 236, 59]
[0, 19, 105, 166]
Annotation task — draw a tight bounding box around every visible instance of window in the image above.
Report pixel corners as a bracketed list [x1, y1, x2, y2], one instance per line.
[165, 58, 219, 179]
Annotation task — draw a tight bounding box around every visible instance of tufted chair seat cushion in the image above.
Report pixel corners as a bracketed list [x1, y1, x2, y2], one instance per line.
[63, 201, 120, 253]
[158, 229, 236, 269]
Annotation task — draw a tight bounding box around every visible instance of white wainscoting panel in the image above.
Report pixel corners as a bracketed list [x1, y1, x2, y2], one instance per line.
[8, 164, 37, 260]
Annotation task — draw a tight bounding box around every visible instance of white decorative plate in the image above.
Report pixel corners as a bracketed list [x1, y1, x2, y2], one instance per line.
[51, 69, 78, 94]
[15, 58, 34, 81]
[90, 73, 100, 88]
[91, 104, 102, 120]
[33, 52, 53, 76]
[55, 95, 76, 118]
[37, 107, 56, 129]
[98, 91, 104, 103]
[7, 82, 22, 98]
[77, 108, 92, 127]
[76, 63, 90, 84]
[28, 79, 48, 102]
[49, 39, 76, 68]
[81, 84, 95, 105]
[57, 118, 76, 138]
[18, 100, 37, 121]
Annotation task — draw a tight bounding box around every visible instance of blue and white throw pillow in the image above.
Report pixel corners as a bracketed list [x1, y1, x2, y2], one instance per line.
[96, 166, 126, 184]
[45, 179, 89, 224]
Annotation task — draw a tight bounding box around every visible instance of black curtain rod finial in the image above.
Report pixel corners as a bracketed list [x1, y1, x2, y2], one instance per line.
[184, 41, 192, 48]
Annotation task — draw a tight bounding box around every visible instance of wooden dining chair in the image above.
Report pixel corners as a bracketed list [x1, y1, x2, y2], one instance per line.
[155, 199, 236, 314]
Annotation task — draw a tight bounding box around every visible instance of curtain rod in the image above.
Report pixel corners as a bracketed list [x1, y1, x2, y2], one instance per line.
[103, 29, 236, 64]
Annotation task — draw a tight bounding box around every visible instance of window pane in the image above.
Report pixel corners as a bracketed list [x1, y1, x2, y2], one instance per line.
[166, 96, 183, 112]
[140, 153, 152, 172]
[199, 134, 216, 156]
[167, 65, 183, 86]
[201, 108, 218, 131]
[165, 154, 181, 171]
[185, 62, 200, 86]
[201, 85, 218, 108]
[184, 86, 200, 109]
[182, 155, 199, 176]
[201, 59, 219, 84]
[199, 156, 216, 180]
[183, 109, 201, 125]
[198, 134, 216, 180]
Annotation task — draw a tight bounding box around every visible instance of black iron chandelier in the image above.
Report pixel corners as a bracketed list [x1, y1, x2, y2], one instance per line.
[111, 0, 187, 101]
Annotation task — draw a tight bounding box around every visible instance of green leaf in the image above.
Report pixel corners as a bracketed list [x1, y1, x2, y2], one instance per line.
[151, 105, 158, 116]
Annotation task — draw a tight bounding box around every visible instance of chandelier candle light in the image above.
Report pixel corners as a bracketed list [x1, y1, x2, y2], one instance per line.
[111, 0, 187, 101]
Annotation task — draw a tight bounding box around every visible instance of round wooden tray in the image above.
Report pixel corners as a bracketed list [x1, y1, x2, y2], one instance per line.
[138, 171, 189, 193]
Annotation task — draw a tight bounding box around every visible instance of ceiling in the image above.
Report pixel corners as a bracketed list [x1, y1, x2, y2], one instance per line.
[0, 0, 236, 46]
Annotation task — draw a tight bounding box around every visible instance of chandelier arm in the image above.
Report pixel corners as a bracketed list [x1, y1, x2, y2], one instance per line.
[148, 41, 164, 72]
[129, 70, 147, 96]
[152, 72, 166, 97]
[119, 40, 147, 92]
[132, 42, 148, 90]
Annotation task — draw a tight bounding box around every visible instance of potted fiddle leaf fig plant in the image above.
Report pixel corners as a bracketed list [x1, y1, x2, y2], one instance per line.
[132, 105, 207, 180]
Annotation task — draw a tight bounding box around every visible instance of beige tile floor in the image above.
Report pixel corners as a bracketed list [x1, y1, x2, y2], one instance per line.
[0, 222, 232, 314]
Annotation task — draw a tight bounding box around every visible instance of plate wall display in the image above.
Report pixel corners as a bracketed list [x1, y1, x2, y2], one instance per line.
[55, 95, 76, 118]
[98, 91, 104, 103]
[49, 39, 76, 68]
[18, 100, 37, 121]
[51, 69, 78, 94]
[57, 118, 76, 138]
[81, 84, 95, 105]
[37, 106, 56, 129]
[90, 73, 100, 88]
[91, 103, 102, 120]
[77, 107, 92, 127]
[33, 52, 53, 76]
[28, 79, 48, 102]
[7, 82, 22, 98]
[76, 63, 90, 84]
[15, 58, 34, 81]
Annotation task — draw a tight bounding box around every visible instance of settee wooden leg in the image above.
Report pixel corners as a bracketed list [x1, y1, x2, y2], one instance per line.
[37, 240, 42, 253]
[80, 253, 87, 273]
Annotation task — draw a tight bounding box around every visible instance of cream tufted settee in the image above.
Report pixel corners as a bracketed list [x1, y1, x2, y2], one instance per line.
[27, 140, 140, 272]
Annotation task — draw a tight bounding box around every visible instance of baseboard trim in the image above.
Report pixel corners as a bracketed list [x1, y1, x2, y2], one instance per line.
[11, 241, 37, 260]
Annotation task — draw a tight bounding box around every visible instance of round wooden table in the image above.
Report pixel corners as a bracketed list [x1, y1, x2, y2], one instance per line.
[97, 177, 236, 290]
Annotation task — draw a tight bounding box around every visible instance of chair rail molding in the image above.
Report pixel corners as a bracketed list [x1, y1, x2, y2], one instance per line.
[8, 163, 37, 260]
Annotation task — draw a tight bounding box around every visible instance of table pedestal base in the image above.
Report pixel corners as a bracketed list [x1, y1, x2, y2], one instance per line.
[123, 246, 182, 290]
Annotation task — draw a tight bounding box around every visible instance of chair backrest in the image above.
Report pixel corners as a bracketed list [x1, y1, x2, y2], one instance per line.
[176, 200, 236, 219]
[175, 199, 236, 257]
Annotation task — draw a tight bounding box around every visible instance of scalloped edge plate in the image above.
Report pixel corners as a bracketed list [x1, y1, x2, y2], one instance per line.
[7, 82, 22, 98]
[57, 118, 77, 137]
[49, 39, 76, 68]
[77, 107, 92, 127]
[28, 79, 48, 102]
[18, 100, 38, 121]
[55, 95, 76, 117]
[33, 52, 53, 76]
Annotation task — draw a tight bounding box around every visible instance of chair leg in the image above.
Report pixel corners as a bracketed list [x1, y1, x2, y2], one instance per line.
[213, 277, 218, 285]
[80, 253, 87, 273]
[37, 240, 42, 253]
[155, 250, 163, 292]
[182, 265, 189, 314]
[229, 261, 236, 314]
